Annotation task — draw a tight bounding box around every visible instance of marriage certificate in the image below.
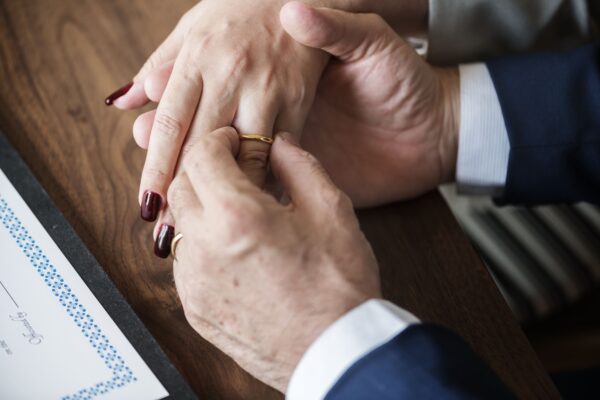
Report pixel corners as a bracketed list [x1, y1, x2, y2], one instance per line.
[0, 168, 169, 399]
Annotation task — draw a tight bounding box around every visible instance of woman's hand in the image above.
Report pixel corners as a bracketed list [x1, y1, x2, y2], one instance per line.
[168, 127, 381, 391]
[109, 0, 329, 222]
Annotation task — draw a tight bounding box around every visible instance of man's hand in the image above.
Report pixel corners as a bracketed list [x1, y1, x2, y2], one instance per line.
[281, 3, 460, 207]
[168, 127, 381, 392]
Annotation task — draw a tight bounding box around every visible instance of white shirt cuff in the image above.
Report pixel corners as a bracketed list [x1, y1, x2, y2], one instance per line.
[456, 63, 510, 196]
[286, 299, 419, 400]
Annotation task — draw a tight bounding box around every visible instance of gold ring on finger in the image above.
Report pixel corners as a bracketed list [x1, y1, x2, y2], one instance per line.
[171, 233, 184, 261]
[238, 134, 273, 145]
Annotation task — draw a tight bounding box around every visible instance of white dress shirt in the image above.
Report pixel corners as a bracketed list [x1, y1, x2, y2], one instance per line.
[286, 63, 509, 400]
[456, 64, 510, 196]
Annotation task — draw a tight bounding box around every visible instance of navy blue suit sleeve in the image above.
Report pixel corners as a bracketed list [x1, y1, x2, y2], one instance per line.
[325, 324, 514, 400]
[486, 43, 600, 205]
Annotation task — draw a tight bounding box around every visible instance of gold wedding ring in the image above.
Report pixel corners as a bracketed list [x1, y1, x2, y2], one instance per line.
[171, 233, 184, 261]
[238, 134, 274, 145]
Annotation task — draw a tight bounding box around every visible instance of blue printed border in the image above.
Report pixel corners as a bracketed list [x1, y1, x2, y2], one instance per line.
[0, 197, 136, 399]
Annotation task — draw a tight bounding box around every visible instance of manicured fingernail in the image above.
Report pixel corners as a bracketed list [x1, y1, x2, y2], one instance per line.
[105, 82, 133, 106]
[141, 190, 162, 222]
[154, 224, 174, 258]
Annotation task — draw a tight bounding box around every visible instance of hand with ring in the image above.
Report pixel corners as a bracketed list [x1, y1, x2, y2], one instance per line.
[167, 126, 381, 391]
[126, 3, 460, 210]
[108, 0, 329, 225]
[106, 0, 430, 222]
[151, 131, 275, 259]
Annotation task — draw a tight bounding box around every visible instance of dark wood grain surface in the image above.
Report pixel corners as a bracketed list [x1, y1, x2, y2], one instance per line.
[0, 1, 559, 398]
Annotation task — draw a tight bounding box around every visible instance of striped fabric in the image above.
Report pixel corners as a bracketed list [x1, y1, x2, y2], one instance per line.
[441, 185, 600, 322]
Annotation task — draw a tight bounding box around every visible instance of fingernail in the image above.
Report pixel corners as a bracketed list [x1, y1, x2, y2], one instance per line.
[141, 190, 162, 222]
[105, 82, 133, 106]
[154, 224, 174, 258]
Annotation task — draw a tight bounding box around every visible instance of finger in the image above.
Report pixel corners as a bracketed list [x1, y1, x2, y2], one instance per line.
[168, 173, 203, 226]
[109, 81, 149, 109]
[267, 109, 307, 200]
[233, 94, 279, 187]
[134, 27, 184, 82]
[144, 61, 174, 102]
[182, 127, 256, 206]
[153, 207, 176, 259]
[128, 62, 173, 149]
[133, 109, 156, 149]
[168, 174, 202, 263]
[280, 2, 396, 62]
[273, 106, 306, 144]
[132, 74, 232, 152]
[173, 83, 237, 197]
[153, 174, 201, 258]
[112, 26, 183, 110]
[138, 45, 204, 220]
[154, 173, 202, 259]
[179, 79, 238, 162]
[270, 132, 348, 214]
[153, 205, 175, 240]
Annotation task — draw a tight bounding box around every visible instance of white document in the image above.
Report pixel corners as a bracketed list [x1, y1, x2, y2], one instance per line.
[0, 169, 169, 400]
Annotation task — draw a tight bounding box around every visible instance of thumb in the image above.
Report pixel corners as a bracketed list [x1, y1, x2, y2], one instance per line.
[271, 132, 349, 214]
[280, 2, 395, 61]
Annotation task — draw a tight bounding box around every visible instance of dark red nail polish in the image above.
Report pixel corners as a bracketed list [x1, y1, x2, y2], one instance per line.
[141, 191, 162, 222]
[105, 82, 133, 106]
[154, 224, 174, 258]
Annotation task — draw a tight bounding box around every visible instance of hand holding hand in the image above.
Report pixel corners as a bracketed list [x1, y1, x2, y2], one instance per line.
[281, 3, 460, 207]
[129, 3, 460, 210]
[168, 127, 381, 391]
[109, 0, 329, 223]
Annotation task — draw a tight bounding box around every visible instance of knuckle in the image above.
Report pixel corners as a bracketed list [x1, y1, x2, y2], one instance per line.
[174, 48, 204, 86]
[196, 135, 222, 162]
[221, 49, 250, 77]
[365, 12, 386, 26]
[179, 63, 204, 87]
[335, 190, 354, 210]
[153, 112, 183, 141]
[141, 54, 159, 75]
[296, 147, 321, 169]
[187, 158, 203, 176]
[322, 186, 352, 210]
[195, 33, 213, 51]
[367, 13, 393, 39]
[237, 147, 269, 172]
[320, 186, 339, 205]
[218, 197, 266, 237]
[186, 128, 237, 165]
[213, 77, 237, 102]
[144, 165, 169, 182]
[188, 34, 213, 60]
[180, 135, 202, 158]
[178, 11, 192, 28]
[255, 66, 279, 91]
[285, 81, 308, 107]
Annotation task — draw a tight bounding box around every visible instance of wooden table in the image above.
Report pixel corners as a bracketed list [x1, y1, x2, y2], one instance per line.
[0, 1, 559, 398]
